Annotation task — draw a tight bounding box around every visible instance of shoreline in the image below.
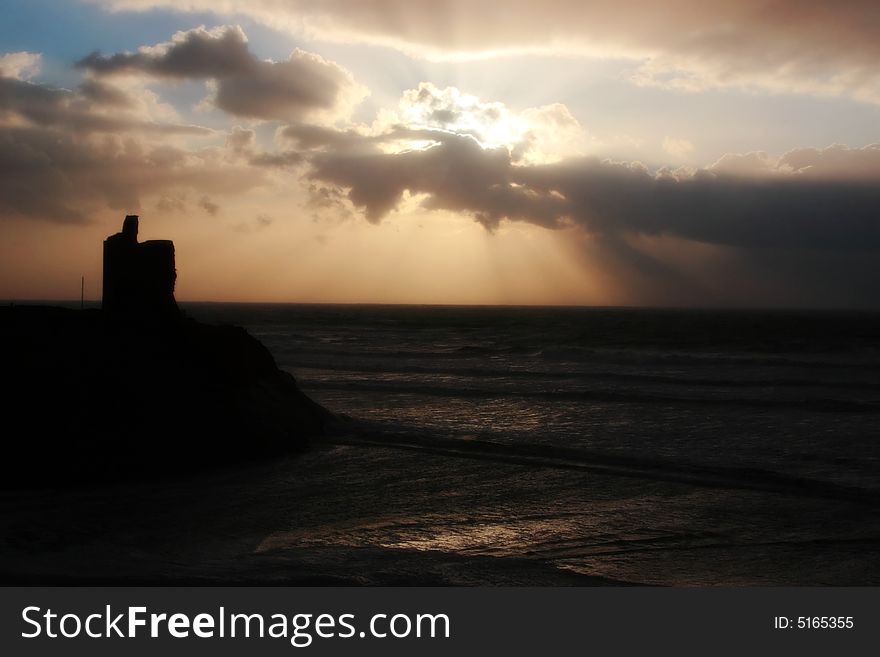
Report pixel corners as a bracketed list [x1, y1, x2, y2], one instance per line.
[0, 451, 630, 587]
[3, 437, 877, 586]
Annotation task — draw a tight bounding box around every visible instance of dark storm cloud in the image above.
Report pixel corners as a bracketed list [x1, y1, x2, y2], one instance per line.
[78, 26, 365, 121]
[309, 132, 566, 226]
[306, 129, 880, 251]
[516, 157, 880, 250]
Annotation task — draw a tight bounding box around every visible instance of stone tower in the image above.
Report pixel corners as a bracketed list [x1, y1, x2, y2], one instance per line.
[102, 215, 178, 317]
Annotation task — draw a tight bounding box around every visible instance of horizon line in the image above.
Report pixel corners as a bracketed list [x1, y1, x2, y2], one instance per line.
[5, 298, 880, 313]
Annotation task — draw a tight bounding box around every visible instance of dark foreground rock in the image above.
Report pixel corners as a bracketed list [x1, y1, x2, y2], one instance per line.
[1, 305, 334, 487]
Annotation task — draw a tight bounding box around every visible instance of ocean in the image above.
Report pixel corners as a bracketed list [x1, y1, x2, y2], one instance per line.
[177, 303, 880, 585]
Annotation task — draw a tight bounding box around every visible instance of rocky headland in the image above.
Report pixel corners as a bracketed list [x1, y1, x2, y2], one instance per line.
[1, 215, 333, 487]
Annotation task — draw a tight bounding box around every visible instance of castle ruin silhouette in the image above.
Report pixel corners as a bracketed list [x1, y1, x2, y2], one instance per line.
[102, 215, 178, 316]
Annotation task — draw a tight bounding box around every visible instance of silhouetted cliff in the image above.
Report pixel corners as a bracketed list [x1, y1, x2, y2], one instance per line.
[2, 216, 335, 488]
[0, 306, 334, 487]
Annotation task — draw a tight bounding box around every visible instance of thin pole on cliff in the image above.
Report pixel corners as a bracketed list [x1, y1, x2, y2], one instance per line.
[81, 276, 84, 310]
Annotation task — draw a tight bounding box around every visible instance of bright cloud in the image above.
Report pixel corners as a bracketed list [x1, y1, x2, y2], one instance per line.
[662, 137, 694, 160]
[87, 0, 880, 104]
[372, 83, 587, 163]
[0, 52, 42, 80]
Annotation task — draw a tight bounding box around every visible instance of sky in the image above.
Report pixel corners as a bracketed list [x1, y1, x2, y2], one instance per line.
[1, 0, 879, 307]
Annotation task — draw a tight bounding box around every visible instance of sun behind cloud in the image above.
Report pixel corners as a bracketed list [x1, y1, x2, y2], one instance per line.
[2, 4, 880, 308]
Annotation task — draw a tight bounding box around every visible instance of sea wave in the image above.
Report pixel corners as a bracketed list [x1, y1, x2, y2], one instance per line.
[299, 378, 880, 413]
[327, 428, 880, 505]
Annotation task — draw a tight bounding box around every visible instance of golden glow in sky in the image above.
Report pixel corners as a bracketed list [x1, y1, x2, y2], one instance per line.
[2, 1, 880, 307]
